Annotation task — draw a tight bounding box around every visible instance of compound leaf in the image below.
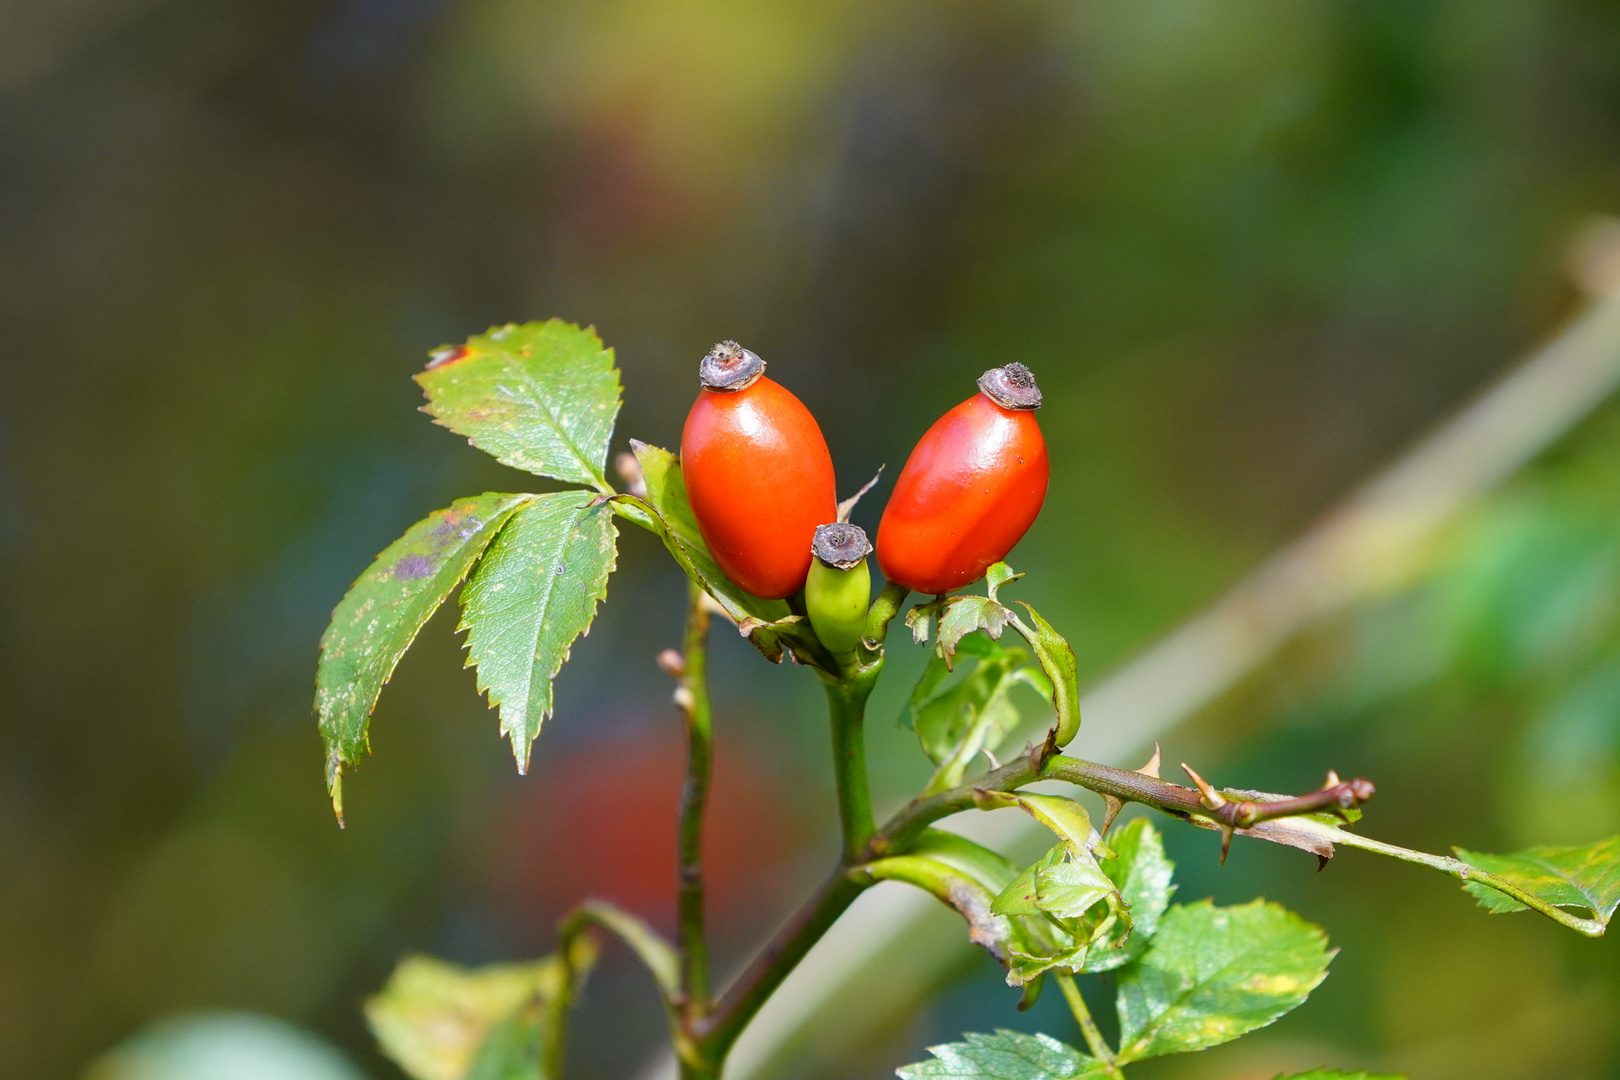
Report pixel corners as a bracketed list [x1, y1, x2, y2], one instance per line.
[460, 493, 617, 771]
[896, 1030, 1112, 1080]
[1456, 835, 1620, 926]
[1085, 819, 1176, 973]
[1115, 899, 1333, 1063]
[417, 320, 621, 488]
[316, 493, 532, 817]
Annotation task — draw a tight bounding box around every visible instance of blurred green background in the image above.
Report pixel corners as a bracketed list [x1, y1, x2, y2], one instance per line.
[5, 0, 1620, 1077]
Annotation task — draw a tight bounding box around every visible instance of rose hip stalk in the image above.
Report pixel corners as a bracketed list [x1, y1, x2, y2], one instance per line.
[876, 363, 1048, 596]
[681, 342, 838, 599]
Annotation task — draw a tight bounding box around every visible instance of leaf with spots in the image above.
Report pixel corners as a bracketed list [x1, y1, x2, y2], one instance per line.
[896, 1030, 1112, 1080]
[459, 492, 618, 771]
[1114, 899, 1333, 1063]
[317, 493, 532, 819]
[417, 320, 622, 488]
[1456, 834, 1620, 928]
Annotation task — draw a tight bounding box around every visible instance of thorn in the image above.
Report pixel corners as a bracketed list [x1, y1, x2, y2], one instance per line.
[1181, 763, 1226, 809]
[1316, 854, 1331, 872]
[673, 686, 696, 713]
[1218, 825, 1234, 865]
[1138, 743, 1162, 779]
[982, 747, 1002, 771]
[657, 648, 686, 677]
[1323, 769, 1342, 789]
[1100, 795, 1125, 836]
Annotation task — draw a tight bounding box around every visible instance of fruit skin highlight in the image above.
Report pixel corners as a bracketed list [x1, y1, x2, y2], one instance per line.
[876, 363, 1048, 596]
[806, 523, 873, 656]
[681, 342, 838, 600]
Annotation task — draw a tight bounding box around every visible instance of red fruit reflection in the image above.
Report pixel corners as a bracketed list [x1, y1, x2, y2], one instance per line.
[489, 721, 800, 935]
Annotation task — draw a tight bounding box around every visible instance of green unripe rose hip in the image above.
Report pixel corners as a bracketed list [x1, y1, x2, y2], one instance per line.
[806, 523, 873, 656]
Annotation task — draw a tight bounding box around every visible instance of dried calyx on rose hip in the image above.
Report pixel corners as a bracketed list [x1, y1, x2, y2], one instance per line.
[806, 523, 873, 656]
[681, 342, 838, 600]
[876, 362, 1049, 596]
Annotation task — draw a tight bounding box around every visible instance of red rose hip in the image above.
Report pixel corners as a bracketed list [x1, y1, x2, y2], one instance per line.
[876, 363, 1048, 596]
[681, 342, 838, 599]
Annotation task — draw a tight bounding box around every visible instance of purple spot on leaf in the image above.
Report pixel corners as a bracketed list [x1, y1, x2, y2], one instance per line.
[396, 554, 434, 580]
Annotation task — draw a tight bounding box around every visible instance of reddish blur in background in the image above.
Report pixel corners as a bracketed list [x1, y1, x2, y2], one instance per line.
[6, 2, 1620, 1078]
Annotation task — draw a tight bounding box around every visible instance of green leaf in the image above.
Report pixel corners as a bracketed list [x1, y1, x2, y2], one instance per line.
[365, 944, 594, 1080]
[985, 792, 1108, 860]
[1115, 899, 1333, 1063]
[316, 493, 532, 817]
[459, 493, 617, 771]
[1009, 602, 1081, 748]
[416, 320, 621, 488]
[896, 1030, 1112, 1080]
[938, 597, 1013, 664]
[630, 441, 813, 664]
[1084, 818, 1176, 973]
[1271, 1071, 1404, 1079]
[1456, 835, 1620, 925]
[1005, 941, 1095, 985]
[911, 650, 1034, 791]
[992, 845, 1068, 918]
[464, 1001, 543, 1080]
[984, 561, 1024, 600]
[1035, 855, 1121, 920]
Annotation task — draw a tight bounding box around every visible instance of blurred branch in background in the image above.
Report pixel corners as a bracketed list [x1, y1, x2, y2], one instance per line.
[643, 219, 1620, 1080]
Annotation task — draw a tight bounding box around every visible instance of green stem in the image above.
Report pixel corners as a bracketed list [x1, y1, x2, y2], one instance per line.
[862, 580, 910, 654]
[696, 868, 871, 1054]
[554, 900, 685, 1075]
[676, 581, 715, 1015]
[826, 676, 877, 862]
[1327, 831, 1607, 937]
[1054, 972, 1124, 1077]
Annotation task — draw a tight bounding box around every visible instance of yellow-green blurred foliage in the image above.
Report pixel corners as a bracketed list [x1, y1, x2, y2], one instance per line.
[3, 0, 1620, 1077]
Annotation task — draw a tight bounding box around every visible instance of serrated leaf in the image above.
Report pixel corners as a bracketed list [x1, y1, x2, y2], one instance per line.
[417, 320, 621, 487]
[1456, 834, 1620, 925]
[365, 942, 595, 1080]
[1272, 1071, 1404, 1079]
[938, 597, 1013, 664]
[630, 441, 811, 663]
[316, 493, 532, 813]
[896, 1029, 1111, 1080]
[1085, 818, 1176, 973]
[459, 493, 617, 771]
[1115, 899, 1333, 1063]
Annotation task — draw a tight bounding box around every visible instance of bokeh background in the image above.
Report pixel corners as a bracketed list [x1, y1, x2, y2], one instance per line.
[6, 1, 1620, 1077]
